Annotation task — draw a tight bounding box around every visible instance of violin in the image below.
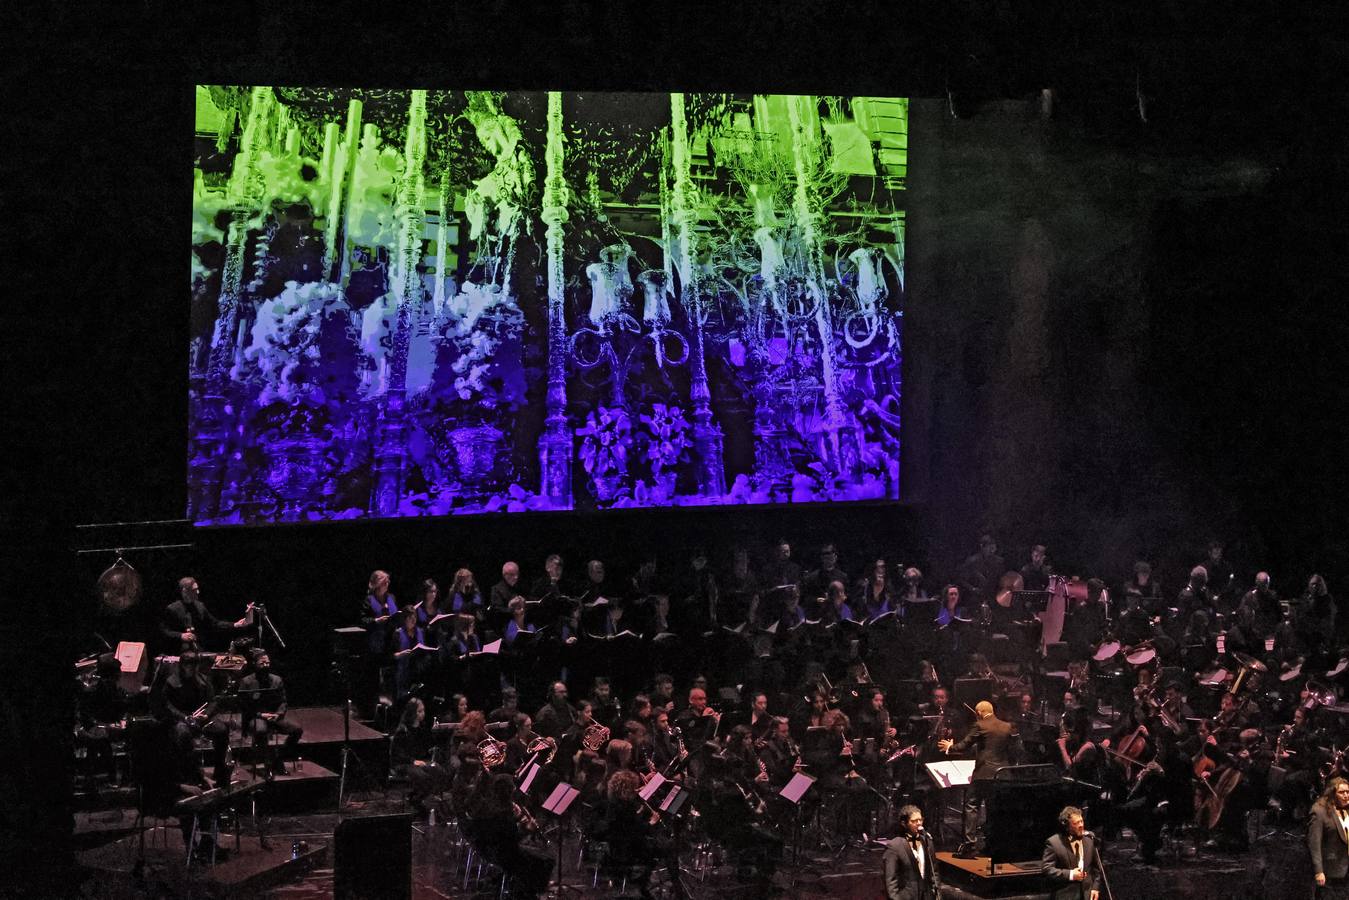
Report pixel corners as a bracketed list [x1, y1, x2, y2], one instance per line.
[1111, 723, 1151, 777]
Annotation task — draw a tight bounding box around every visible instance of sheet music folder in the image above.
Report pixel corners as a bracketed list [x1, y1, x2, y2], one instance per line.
[925, 759, 975, 788]
[779, 771, 816, 804]
[542, 782, 579, 816]
[639, 773, 667, 802]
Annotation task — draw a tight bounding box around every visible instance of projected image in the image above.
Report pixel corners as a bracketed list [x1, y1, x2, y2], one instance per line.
[190, 88, 907, 523]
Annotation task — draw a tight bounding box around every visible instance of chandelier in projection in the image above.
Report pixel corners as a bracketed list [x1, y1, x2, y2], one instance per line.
[189, 87, 907, 523]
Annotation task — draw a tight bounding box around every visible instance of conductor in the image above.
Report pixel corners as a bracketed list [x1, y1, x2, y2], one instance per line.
[937, 699, 1016, 855]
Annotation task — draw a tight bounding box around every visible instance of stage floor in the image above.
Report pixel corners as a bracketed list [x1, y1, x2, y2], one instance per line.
[72, 773, 1317, 899]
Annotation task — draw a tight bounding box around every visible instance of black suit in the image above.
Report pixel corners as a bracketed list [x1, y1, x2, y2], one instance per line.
[949, 714, 1018, 846]
[1309, 802, 1349, 896]
[1041, 831, 1100, 900]
[882, 832, 941, 900]
[951, 715, 1016, 780]
[160, 598, 237, 650]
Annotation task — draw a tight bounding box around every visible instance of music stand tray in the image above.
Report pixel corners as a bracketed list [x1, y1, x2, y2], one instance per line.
[924, 760, 975, 789]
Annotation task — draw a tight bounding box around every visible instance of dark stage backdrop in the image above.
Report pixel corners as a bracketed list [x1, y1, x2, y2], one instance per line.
[9, 4, 1349, 896]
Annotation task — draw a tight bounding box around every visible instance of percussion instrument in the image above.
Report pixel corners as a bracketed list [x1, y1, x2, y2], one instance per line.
[1125, 644, 1156, 666]
[1093, 640, 1122, 663]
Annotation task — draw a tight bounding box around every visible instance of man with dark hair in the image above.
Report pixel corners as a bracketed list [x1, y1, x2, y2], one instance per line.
[1042, 806, 1100, 900]
[883, 804, 941, 899]
[802, 543, 848, 604]
[239, 651, 303, 776]
[160, 576, 251, 651]
[762, 539, 802, 592]
[154, 649, 232, 784]
[958, 534, 1004, 606]
[529, 553, 567, 607]
[1020, 544, 1052, 592]
[1203, 540, 1235, 604]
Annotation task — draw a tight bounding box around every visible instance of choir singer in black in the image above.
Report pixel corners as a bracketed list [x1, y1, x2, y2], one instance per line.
[1041, 806, 1100, 900]
[882, 804, 941, 900]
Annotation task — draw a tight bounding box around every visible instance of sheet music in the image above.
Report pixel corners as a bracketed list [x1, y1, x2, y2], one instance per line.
[924, 759, 975, 788]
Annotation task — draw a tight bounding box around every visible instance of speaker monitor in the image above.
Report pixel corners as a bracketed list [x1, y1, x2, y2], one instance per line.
[334, 813, 412, 900]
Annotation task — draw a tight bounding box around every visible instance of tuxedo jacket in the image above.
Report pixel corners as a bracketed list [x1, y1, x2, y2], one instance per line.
[1041, 832, 1099, 900]
[1308, 802, 1349, 881]
[882, 832, 941, 900]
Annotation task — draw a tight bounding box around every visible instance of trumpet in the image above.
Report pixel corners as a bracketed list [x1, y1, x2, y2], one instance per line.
[478, 733, 508, 769]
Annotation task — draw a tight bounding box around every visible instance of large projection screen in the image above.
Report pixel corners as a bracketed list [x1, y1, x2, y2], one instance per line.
[189, 88, 907, 524]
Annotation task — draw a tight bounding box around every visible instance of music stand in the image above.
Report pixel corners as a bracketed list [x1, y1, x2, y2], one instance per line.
[542, 782, 582, 898]
[924, 760, 975, 846]
[331, 628, 372, 812]
[780, 771, 817, 875]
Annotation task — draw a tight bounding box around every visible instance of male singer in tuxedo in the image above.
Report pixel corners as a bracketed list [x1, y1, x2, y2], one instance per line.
[1308, 777, 1349, 898]
[1042, 806, 1101, 900]
[883, 804, 941, 900]
[938, 699, 1017, 854]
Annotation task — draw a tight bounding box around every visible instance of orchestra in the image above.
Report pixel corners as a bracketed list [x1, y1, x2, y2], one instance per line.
[73, 538, 1349, 897]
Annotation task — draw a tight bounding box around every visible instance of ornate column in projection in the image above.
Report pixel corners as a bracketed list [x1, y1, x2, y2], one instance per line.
[537, 91, 573, 507]
[787, 94, 859, 480]
[370, 90, 427, 516]
[189, 86, 274, 521]
[669, 93, 726, 497]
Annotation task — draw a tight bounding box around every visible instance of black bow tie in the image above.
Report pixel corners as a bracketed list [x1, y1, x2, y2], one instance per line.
[907, 835, 922, 845]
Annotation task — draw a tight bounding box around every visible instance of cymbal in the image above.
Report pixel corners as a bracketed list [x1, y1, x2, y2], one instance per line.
[1279, 662, 1303, 682]
[1231, 651, 1267, 673]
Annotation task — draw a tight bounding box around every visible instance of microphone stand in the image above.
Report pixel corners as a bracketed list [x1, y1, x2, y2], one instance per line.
[1091, 834, 1115, 900]
[253, 603, 287, 650]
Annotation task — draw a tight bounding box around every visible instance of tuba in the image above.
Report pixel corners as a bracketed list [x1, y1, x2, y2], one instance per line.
[478, 733, 508, 769]
[581, 722, 611, 753]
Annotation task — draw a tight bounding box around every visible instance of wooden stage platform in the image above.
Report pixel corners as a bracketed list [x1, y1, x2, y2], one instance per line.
[935, 852, 1050, 899]
[78, 826, 327, 898]
[214, 706, 386, 748]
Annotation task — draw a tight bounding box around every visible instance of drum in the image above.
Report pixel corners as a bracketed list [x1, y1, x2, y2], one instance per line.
[1125, 646, 1156, 666]
[1093, 640, 1122, 663]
